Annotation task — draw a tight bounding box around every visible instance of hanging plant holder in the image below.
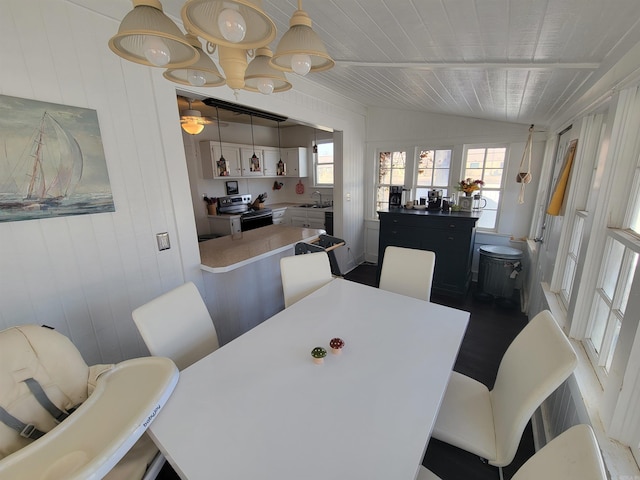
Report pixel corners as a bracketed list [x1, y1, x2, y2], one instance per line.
[516, 125, 534, 204]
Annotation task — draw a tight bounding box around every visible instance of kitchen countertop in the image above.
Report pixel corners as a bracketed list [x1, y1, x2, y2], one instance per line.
[199, 224, 325, 273]
[378, 207, 480, 218]
[207, 203, 333, 219]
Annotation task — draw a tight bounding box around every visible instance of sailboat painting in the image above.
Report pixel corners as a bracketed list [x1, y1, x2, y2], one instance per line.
[0, 94, 114, 223]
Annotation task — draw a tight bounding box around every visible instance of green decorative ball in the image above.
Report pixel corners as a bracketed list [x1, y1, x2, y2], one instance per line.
[311, 347, 327, 358]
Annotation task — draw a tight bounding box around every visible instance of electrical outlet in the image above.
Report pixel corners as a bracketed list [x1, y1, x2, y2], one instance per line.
[156, 232, 170, 251]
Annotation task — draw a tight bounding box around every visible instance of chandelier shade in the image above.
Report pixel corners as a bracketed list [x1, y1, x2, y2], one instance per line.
[181, 0, 276, 50]
[244, 47, 292, 94]
[163, 34, 226, 87]
[270, 1, 334, 75]
[109, 0, 199, 68]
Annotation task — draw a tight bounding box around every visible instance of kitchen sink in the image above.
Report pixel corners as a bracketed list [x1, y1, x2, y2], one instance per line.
[295, 203, 332, 209]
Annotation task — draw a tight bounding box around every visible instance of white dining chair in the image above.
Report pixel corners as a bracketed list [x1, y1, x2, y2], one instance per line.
[280, 251, 332, 308]
[378, 246, 436, 301]
[132, 281, 219, 371]
[418, 424, 606, 480]
[431, 310, 577, 471]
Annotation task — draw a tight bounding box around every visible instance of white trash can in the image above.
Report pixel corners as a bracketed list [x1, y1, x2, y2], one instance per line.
[477, 245, 523, 299]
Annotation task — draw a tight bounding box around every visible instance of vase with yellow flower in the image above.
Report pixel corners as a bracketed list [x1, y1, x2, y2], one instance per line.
[457, 178, 485, 196]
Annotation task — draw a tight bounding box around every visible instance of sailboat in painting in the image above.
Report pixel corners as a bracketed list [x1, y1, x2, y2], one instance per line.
[0, 94, 114, 223]
[3, 111, 83, 209]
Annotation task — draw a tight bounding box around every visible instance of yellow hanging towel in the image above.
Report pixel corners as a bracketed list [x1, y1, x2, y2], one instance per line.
[547, 139, 578, 216]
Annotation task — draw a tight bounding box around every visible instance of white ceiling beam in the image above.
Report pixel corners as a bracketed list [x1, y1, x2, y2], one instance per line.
[335, 61, 600, 71]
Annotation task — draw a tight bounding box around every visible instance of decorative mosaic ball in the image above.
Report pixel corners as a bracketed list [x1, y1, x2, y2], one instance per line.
[311, 347, 327, 364]
[329, 337, 345, 354]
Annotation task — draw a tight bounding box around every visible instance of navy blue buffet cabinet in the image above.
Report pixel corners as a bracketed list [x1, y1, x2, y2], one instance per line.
[377, 209, 480, 297]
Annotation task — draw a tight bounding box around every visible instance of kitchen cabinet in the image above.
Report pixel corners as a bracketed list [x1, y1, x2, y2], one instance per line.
[377, 209, 480, 297]
[240, 147, 264, 177]
[262, 148, 282, 177]
[283, 147, 308, 177]
[200, 142, 242, 178]
[208, 215, 241, 236]
[200, 142, 306, 179]
[286, 207, 326, 229]
[272, 207, 287, 225]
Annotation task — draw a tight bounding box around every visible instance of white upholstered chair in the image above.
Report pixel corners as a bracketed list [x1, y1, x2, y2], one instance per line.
[132, 281, 219, 371]
[418, 424, 606, 480]
[431, 310, 577, 469]
[280, 251, 333, 308]
[378, 246, 436, 301]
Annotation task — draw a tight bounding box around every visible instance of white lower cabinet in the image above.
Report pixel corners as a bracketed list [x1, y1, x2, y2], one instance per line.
[208, 215, 241, 236]
[286, 208, 325, 229]
[272, 207, 287, 225]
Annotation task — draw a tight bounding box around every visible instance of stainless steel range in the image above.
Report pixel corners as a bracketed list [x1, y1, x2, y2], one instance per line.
[217, 194, 273, 231]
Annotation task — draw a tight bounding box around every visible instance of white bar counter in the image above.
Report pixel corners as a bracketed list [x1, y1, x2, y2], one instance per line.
[199, 224, 324, 273]
[198, 224, 324, 345]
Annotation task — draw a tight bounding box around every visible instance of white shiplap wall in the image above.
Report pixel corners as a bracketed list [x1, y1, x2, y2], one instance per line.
[0, 0, 367, 364]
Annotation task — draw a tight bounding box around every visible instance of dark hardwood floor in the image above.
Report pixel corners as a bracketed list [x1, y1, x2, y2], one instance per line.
[157, 262, 534, 480]
[343, 262, 534, 480]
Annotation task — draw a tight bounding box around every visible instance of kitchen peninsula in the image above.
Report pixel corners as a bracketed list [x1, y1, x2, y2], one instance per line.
[199, 224, 324, 273]
[198, 224, 325, 345]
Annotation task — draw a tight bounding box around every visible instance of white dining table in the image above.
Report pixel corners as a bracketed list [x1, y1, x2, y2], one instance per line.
[148, 278, 469, 480]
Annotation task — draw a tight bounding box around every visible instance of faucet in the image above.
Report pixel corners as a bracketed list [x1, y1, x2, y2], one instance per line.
[312, 190, 322, 207]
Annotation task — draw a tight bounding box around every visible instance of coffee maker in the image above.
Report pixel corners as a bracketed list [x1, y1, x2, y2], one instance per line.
[388, 186, 406, 208]
[427, 189, 443, 210]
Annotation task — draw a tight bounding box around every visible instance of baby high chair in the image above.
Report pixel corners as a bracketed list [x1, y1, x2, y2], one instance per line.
[0, 324, 178, 480]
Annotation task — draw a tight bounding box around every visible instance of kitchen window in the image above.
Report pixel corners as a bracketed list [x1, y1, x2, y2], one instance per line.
[314, 141, 334, 186]
[462, 145, 507, 230]
[415, 149, 452, 200]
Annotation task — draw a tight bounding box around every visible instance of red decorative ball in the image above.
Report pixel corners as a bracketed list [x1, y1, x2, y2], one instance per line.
[329, 338, 345, 349]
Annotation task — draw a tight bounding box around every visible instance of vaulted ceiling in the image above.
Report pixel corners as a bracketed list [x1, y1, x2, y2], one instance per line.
[92, 0, 640, 128]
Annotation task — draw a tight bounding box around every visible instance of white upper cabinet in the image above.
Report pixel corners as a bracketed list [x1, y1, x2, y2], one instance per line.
[263, 147, 286, 177]
[283, 147, 308, 177]
[200, 142, 242, 178]
[240, 147, 265, 177]
[200, 142, 307, 179]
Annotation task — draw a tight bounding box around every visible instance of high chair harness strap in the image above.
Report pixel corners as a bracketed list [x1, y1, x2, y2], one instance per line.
[0, 406, 46, 439]
[0, 377, 77, 440]
[23, 377, 72, 422]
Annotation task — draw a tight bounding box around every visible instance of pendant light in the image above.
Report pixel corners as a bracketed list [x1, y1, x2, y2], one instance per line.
[181, 0, 276, 49]
[249, 114, 259, 171]
[215, 106, 227, 173]
[164, 34, 225, 87]
[270, 0, 335, 76]
[109, 0, 198, 68]
[276, 121, 286, 175]
[244, 47, 292, 95]
[313, 128, 318, 154]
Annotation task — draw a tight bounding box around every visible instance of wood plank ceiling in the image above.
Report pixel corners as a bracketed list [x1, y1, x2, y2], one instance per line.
[110, 0, 640, 128]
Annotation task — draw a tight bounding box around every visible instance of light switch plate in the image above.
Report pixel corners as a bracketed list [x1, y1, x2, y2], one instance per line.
[156, 232, 170, 251]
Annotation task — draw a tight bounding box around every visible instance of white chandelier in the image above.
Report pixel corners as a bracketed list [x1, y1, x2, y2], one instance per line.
[108, 0, 334, 95]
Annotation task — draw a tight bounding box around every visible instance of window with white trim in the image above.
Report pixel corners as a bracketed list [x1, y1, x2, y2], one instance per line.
[314, 141, 333, 186]
[415, 148, 452, 200]
[560, 212, 586, 306]
[376, 151, 406, 211]
[462, 146, 507, 230]
[585, 230, 638, 378]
